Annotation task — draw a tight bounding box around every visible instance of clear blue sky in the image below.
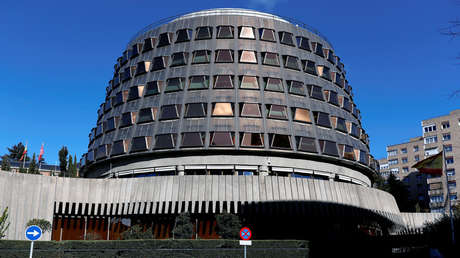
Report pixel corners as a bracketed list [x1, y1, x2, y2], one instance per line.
[0, 0, 459, 164]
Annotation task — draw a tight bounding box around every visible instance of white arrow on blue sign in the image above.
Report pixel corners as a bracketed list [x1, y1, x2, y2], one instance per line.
[25, 225, 42, 241]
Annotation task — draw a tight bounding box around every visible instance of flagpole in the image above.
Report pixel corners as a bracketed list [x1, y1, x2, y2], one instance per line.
[442, 148, 455, 245]
[23, 141, 27, 172]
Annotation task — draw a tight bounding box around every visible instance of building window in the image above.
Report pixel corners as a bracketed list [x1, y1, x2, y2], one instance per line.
[388, 150, 398, 156]
[447, 169, 455, 176]
[213, 75, 234, 89]
[443, 133, 451, 141]
[142, 37, 156, 53]
[127, 85, 144, 101]
[326, 49, 336, 64]
[165, 78, 185, 92]
[401, 157, 408, 163]
[425, 147, 439, 156]
[287, 80, 305, 96]
[111, 140, 128, 156]
[132, 136, 152, 152]
[312, 42, 324, 57]
[390, 168, 399, 174]
[331, 116, 347, 133]
[192, 50, 211, 64]
[444, 145, 453, 152]
[414, 155, 420, 161]
[401, 148, 407, 154]
[319, 140, 339, 157]
[135, 61, 151, 76]
[175, 29, 193, 43]
[261, 52, 280, 66]
[259, 28, 276, 42]
[240, 103, 262, 118]
[159, 105, 181, 120]
[297, 137, 317, 153]
[170, 52, 188, 67]
[216, 26, 234, 39]
[278, 31, 295, 46]
[215, 49, 234, 63]
[313, 111, 331, 128]
[240, 133, 264, 148]
[96, 144, 109, 160]
[317, 66, 331, 81]
[388, 159, 398, 165]
[104, 117, 117, 132]
[424, 136, 438, 144]
[282, 55, 300, 70]
[181, 132, 205, 148]
[212, 103, 234, 117]
[151, 56, 168, 71]
[137, 108, 157, 123]
[334, 73, 344, 87]
[450, 194, 457, 201]
[157, 32, 173, 47]
[266, 104, 287, 120]
[446, 157, 454, 164]
[292, 108, 311, 123]
[239, 76, 259, 89]
[238, 26, 255, 39]
[195, 26, 213, 40]
[270, 134, 292, 149]
[324, 90, 339, 106]
[307, 85, 324, 101]
[430, 195, 444, 203]
[210, 132, 234, 147]
[423, 124, 436, 133]
[302, 60, 317, 75]
[264, 77, 284, 92]
[338, 144, 355, 160]
[296, 36, 311, 51]
[154, 134, 176, 149]
[403, 167, 409, 173]
[184, 103, 207, 118]
[348, 122, 360, 138]
[189, 76, 209, 90]
[448, 181, 456, 189]
[120, 112, 136, 127]
[413, 145, 419, 152]
[442, 121, 450, 129]
[239, 50, 257, 63]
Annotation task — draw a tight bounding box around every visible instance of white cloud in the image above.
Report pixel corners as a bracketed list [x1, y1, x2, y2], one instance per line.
[248, 0, 285, 11]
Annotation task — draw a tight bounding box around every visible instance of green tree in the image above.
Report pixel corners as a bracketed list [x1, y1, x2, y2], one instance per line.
[216, 212, 241, 239]
[58, 146, 68, 177]
[68, 155, 73, 177]
[1, 155, 11, 171]
[19, 167, 27, 173]
[6, 142, 29, 161]
[26, 219, 52, 233]
[120, 224, 153, 240]
[0, 207, 10, 239]
[28, 153, 38, 174]
[172, 213, 194, 239]
[74, 154, 78, 177]
[383, 174, 414, 212]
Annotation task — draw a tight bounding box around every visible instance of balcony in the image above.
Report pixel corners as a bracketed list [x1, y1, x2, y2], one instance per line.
[429, 189, 443, 196]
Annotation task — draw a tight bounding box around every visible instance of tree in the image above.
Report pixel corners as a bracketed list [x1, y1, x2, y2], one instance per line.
[58, 146, 68, 177]
[1, 155, 11, 171]
[6, 142, 29, 161]
[383, 174, 415, 212]
[120, 224, 153, 240]
[0, 207, 10, 239]
[74, 154, 78, 177]
[68, 155, 73, 177]
[216, 212, 241, 239]
[28, 153, 38, 174]
[172, 213, 194, 239]
[26, 219, 52, 233]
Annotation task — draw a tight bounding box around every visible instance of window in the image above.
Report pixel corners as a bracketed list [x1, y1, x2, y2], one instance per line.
[307, 85, 324, 101]
[401, 148, 407, 154]
[261, 52, 280, 66]
[413, 145, 419, 152]
[430, 195, 444, 203]
[423, 124, 436, 133]
[267, 104, 287, 120]
[414, 155, 420, 161]
[425, 147, 439, 156]
[317, 66, 331, 81]
[213, 75, 234, 89]
[240, 133, 264, 147]
[326, 49, 336, 64]
[189, 76, 209, 90]
[331, 116, 347, 132]
[324, 90, 339, 106]
[341, 97, 352, 112]
[181, 132, 204, 148]
[402, 157, 408, 163]
[279, 31, 295, 46]
[131, 136, 152, 152]
[104, 117, 117, 132]
[390, 168, 399, 174]
[127, 85, 144, 101]
[170, 52, 188, 67]
[137, 108, 157, 123]
[302, 60, 317, 75]
[157, 32, 173, 47]
[359, 151, 369, 164]
[212, 103, 233, 116]
[239, 76, 259, 89]
[151, 56, 168, 71]
[155, 134, 176, 149]
[120, 112, 136, 127]
[121, 66, 135, 81]
[312, 42, 324, 57]
[334, 73, 344, 87]
[319, 140, 339, 156]
[259, 28, 276, 42]
[287, 81, 305, 96]
[424, 136, 438, 144]
[380, 163, 389, 170]
[192, 50, 211, 64]
[446, 157, 454, 164]
[447, 169, 456, 176]
[388, 159, 398, 165]
[293, 108, 311, 123]
[238, 26, 255, 39]
[184, 103, 207, 118]
[144, 81, 163, 96]
[313, 111, 331, 128]
[210, 132, 234, 146]
[296, 36, 311, 51]
[339, 144, 355, 160]
[264, 77, 284, 92]
[111, 140, 128, 156]
[104, 99, 112, 112]
[96, 145, 109, 159]
[270, 134, 292, 149]
[195, 26, 213, 40]
[443, 133, 451, 141]
[215, 49, 234, 63]
[448, 181, 456, 189]
[444, 145, 453, 152]
[239, 50, 257, 63]
[135, 61, 151, 75]
[450, 194, 457, 201]
[240, 103, 261, 118]
[283, 55, 300, 70]
[159, 105, 180, 120]
[297, 137, 317, 153]
[388, 150, 397, 156]
[142, 37, 156, 53]
[442, 121, 450, 129]
[175, 29, 193, 43]
[217, 26, 234, 39]
[164, 78, 184, 92]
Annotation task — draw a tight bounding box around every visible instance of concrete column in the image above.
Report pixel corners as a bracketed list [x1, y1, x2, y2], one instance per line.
[177, 166, 185, 176]
[259, 165, 269, 176]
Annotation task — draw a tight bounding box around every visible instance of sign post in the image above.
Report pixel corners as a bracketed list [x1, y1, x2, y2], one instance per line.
[25, 225, 42, 258]
[239, 227, 252, 258]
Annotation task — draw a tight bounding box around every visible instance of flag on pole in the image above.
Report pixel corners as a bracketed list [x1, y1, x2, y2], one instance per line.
[412, 151, 443, 175]
[38, 144, 44, 162]
[19, 143, 28, 161]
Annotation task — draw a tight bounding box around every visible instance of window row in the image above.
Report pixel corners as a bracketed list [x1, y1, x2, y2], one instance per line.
[89, 133, 368, 164]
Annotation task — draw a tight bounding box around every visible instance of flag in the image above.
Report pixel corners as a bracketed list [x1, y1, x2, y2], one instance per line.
[38, 144, 44, 162]
[19, 144, 28, 161]
[412, 152, 443, 175]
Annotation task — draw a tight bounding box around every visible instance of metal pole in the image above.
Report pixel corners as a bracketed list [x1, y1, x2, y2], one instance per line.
[443, 149, 456, 245]
[29, 241, 34, 258]
[244, 245, 247, 258]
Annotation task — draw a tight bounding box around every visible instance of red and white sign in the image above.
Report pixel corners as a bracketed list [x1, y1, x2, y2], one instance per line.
[240, 227, 252, 240]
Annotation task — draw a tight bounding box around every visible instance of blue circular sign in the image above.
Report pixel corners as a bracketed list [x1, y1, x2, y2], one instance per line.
[25, 225, 42, 241]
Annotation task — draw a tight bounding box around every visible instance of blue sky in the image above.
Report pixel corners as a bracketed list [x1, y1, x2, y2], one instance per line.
[0, 0, 459, 164]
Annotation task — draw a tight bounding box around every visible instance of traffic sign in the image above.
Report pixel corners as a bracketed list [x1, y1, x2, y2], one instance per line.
[240, 227, 252, 240]
[25, 225, 42, 241]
